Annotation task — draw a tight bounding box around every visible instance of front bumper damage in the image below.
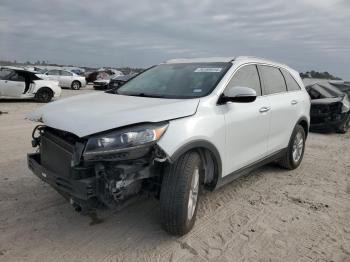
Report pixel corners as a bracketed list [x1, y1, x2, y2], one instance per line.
[310, 111, 349, 132]
[27, 127, 166, 213]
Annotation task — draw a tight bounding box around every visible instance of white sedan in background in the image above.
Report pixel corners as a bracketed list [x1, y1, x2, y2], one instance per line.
[37, 69, 86, 90]
[0, 68, 61, 102]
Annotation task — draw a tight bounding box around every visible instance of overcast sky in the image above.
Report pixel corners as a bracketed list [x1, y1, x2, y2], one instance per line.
[1, 0, 349, 78]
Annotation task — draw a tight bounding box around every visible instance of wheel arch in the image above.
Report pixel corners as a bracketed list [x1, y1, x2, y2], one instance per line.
[297, 116, 309, 138]
[169, 140, 222, 190]
[35, 86, 54, 95]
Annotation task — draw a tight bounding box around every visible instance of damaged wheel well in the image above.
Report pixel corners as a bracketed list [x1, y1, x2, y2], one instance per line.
[169, 141, 222, 190]
[298, 118, 309, 138]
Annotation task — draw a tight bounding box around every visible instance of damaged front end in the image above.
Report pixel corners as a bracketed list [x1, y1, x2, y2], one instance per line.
[27, 123, 169, 214]
[306, 82, 350, 133]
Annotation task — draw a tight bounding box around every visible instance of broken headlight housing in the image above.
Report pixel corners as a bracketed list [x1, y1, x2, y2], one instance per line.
[342, 95, 350, 113]
[83, 122, 168, 157]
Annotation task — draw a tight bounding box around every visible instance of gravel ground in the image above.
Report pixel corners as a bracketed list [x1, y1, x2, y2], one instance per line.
[0, 86, 349, 262]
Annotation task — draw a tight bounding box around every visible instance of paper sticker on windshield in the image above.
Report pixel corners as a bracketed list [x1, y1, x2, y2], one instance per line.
[194, 68, 222, 73]
[193, 89, 202, 93]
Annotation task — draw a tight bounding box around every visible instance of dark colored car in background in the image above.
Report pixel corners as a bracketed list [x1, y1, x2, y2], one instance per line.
[306, 82, 350, 133]
[108, 73, 137, 89]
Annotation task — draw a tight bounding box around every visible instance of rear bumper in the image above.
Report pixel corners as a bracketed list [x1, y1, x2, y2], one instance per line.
[27, 153, 96, 200]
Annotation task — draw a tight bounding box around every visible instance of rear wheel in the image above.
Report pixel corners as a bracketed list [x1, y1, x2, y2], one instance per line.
[71, 81, 81, 90]
[160, 151, 201, 236]
[35, 88, 53, 103]
[278, 125, 306, 170]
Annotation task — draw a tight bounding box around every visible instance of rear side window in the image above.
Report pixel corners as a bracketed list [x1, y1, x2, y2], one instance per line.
[47, 70, 60, 76]
[281, 69, 301, 91]
[60, 70, 73, 76]
[259, 65, 287, 95]
[226, 65, 261, 96]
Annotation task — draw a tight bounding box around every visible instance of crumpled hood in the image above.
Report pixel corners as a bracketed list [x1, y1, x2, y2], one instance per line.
[27, 92, 199, 137]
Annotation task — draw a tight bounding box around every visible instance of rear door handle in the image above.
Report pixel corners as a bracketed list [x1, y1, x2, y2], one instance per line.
[291, 100, 298, 105]
[259, 106, 271, 113]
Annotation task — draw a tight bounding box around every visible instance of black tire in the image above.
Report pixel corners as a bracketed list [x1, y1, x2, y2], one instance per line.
[71, 81, 81, 90]
[278, 125, 306, 170]
[160, 151, 201, 236]
[336, 116, 349, 134]
[35, 88, 53, 103]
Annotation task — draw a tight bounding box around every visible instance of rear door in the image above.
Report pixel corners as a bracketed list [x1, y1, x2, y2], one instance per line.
[258, 65, 298, 154]
[60, 70, 73, 87]
[222, 64, 271, 173]
[46, 70, 61, 85]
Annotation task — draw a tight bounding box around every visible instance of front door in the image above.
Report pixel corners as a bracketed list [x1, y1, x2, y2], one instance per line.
[1, 71, 26, 97]
[222, 64, 271, 175]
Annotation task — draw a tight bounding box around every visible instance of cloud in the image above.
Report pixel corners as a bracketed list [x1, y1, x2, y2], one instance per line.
[0, 0, 349, 78]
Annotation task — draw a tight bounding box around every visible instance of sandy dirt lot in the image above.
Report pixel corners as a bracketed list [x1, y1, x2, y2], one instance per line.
[0, 86, 349, 262]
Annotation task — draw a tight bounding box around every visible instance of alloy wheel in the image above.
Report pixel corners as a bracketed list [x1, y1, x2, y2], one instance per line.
[187, 167, 199, 220]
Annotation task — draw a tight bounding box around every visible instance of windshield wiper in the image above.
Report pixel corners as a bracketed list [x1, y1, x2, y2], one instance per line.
[117, 92, 165, 98]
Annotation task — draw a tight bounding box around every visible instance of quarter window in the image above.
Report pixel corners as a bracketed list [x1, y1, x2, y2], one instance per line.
[226, 65, 261, 96]
[281, 69, 301, 91]
[259, 66, 287, 95]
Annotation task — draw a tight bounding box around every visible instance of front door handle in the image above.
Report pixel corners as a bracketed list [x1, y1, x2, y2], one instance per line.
[259, 106, 271, 113]
[291, 100, 298, 105]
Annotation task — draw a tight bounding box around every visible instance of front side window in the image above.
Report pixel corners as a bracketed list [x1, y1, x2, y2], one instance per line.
[60, 70, 73, 76]
[9, 71, 25, 82]
[0, 69, 13, 80]
[47, 70, 60, 76]
[281, 69, 301, 91]
[225, 64, 261, 96]
[259, 65, 287, 95]
[117, 63, 231, 98]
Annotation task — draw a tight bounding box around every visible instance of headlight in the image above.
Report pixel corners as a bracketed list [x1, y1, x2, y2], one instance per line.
[83, 122, 168, 156]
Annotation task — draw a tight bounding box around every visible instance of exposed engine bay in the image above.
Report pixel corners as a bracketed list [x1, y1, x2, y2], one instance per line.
[28, 125, 167, 214]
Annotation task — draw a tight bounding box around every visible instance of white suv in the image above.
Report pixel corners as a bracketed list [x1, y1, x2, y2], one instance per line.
[27, 56, 310, 235]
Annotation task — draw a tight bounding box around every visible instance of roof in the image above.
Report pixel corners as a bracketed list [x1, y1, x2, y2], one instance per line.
[165, 56, 289, 68]
[165, 57, 235, 64]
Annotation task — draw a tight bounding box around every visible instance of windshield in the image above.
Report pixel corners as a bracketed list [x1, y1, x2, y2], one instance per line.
[116, 63, 231, 98]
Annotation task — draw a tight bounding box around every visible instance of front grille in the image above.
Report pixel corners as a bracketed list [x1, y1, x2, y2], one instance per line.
[41, 130, 76, 177]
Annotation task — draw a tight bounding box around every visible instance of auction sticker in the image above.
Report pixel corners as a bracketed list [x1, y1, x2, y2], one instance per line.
[194, 68, 222, 73]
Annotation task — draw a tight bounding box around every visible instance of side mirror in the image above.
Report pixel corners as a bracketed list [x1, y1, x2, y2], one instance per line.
[220, 86, 257, 103]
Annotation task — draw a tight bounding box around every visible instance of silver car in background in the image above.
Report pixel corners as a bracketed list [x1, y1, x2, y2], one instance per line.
[37, 69, 86, 90]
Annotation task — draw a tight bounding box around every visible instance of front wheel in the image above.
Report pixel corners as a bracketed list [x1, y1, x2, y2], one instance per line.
[278, 125, 306, 170]
[71, 81, 81, 90]
[160, 151, 201, 236]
